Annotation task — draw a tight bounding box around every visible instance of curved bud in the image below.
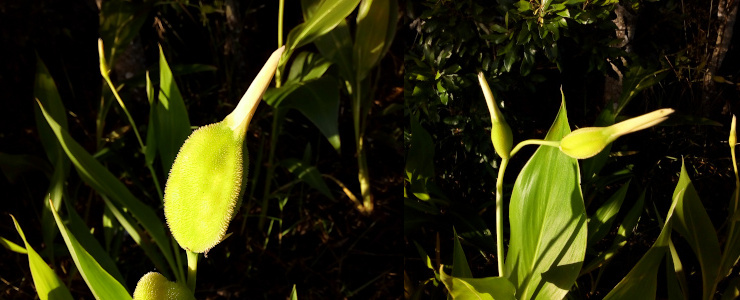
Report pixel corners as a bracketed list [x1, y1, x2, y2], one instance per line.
[164, 47, 284, 253]
[133, 272, 195, 300]
[560, 108, 674, 159]
[558, 127, 612, 159]
[478, 72, 513, 159]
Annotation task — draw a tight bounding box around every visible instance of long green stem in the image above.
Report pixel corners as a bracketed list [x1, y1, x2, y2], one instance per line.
[509, 139, 561, 158]
[719, 127, 739, 282]
[259, 2, 286, 229]
[353, 80, 372, 213]
[495, 158, 509, 276]
[186, 250, 198, 292]
[172, 237, 184, 283]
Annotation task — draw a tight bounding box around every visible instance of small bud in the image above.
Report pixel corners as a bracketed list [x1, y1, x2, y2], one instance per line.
[133, 272, 194, 300]
[730, 115, 737, 148]
[559, 108, 674, 159]
[478, 72, 513, 159]
[164, 46, 284, 253]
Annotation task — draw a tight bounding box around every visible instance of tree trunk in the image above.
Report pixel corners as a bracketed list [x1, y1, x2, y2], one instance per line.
[603, 5, 636, 109]
[703, 0, 739, 114]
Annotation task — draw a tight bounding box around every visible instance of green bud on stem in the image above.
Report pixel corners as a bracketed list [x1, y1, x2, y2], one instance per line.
[478, 72, 513, 159]
[164, 46, 284, 254]
[559, 108, 674, 159]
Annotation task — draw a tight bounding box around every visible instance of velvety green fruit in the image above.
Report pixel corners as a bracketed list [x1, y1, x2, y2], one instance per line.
[133, 272, 195, 300]
[164, 121, 245, 253]
[163, 46, 284, 254]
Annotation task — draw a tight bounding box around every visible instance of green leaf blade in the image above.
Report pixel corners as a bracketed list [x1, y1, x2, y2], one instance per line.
[285, 0, 361, 61]
[36, 101, 176, 279]
[504, 99, 587, 299]
[11, 215, 74, 300]
[263, 77, 341, 152]
[49, 205, 132, 300]
[440, 270, 517, 300]
[156, 44, 192, 175]
[672, 162, 721, 300]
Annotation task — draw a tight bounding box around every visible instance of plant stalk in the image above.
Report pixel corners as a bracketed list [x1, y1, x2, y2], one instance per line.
[259, 2, 286, 229]
[186, 250, 198, 292]
[353, 80, 372, 213]
[495, 158, 509, 276]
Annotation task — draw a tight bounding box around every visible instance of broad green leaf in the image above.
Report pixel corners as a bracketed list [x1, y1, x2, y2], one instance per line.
[504, 98, 587, 299]
[11, 215, 74, 300]
[353, 0, 398, 81]
[287, 52, 333, 83]
[284, 0, 361, 65]
[588, 180, 630, 246]
[300, 0, 353, 81]
[672, 162, 720, 300]
[36, 101, 176, 278]
[452, 227, 472, 278]
[405, 116, 434, 200]
[666, 239, 688, 300]
[603, 208, 673, 300]
[581, 190, 644, 275]
[1, 235, 27, 254]
[280, 158, 334, 200]
[604, 162, 690, 299]
[33, 57, 69, 160]
[448, 210, 497, 254]
[263, 77, 341, 151]
[63, 199, 127, 286]
[155, 44, 192, 175]
[440, 269, 516, 300]
[33, 56, 71, 265]
[49, 204, 132, 299]
[102, 196, 170, 278]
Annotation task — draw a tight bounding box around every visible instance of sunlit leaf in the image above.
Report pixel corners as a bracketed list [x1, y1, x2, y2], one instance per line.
[33, 56, 70, 265]
[63, 199, 127, 286]
[452, 227, 472, 278]
[353, 0, 398, 81]
[36, 101, 176, 278]
[50, 204, 132, 299]
[284, 0, 361, 65]
[263, 77, 341, 152]
[672, 162, 720, 300]
[440, 269, 516, 300]
[504, 98, 587, 299]
[1, 235, 27, 254]
[11, 215, 73, 300]
[603, 162, 696, 299]
[154, 44, 192, 175]
[286, 51, 332, 83]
